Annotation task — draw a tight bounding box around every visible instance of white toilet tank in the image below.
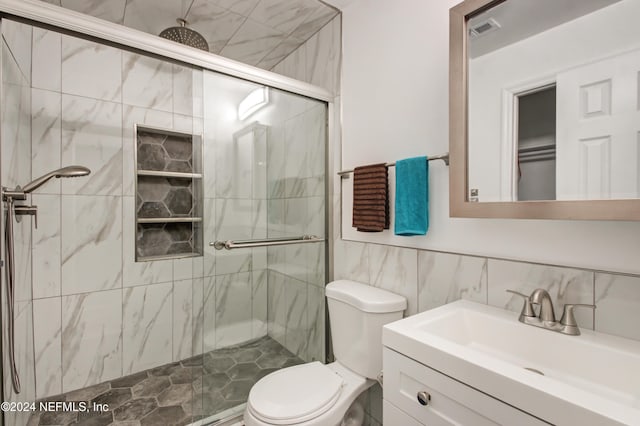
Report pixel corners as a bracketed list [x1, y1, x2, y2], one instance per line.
[326, 280, 406, 379]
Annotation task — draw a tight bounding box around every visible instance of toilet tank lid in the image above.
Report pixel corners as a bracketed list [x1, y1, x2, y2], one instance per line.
[326, 280, 407, 313]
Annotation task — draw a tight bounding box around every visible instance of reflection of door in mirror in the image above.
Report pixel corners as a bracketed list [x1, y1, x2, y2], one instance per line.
[516, 86, 556, 201]
[556, 49, 640, 200]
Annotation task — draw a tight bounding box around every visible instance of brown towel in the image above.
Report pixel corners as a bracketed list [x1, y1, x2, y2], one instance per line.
[352, 163, 389, 232]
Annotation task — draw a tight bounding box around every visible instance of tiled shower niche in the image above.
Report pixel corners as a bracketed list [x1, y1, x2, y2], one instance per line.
[135, 126, 203, 261]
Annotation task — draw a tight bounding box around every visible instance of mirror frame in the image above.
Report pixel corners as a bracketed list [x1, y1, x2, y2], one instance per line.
[449, 0, 640, 220]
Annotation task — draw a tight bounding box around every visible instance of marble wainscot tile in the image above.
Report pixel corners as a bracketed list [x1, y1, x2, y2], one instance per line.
[306, 16, 341, 94]
[220, 18, 284, 66]
[418, 251, 487, 312]
[595, 273, 640, 341]
[215, 272, 253, 348]
[307, 285, 325, 362]
[33, 297, 62, 398]
[248, 0, 318, 35]
[267, 270, 286, 347]
[122, 197, 173, 287]
[61, 35, 121, 102]
[61, 0, 127, 24]
[121, 106, 172, 196]
[284, 277, 308, 360]
[123, 283, 173, 374]
[488, 259, 595, 330]
[61, 195, 123, 295]
[31, 89, 62, 195]
[122, 52, 173, 112]
[174, 279, 194, 361]
[62, 290, 122, 392]
[32, 28, 61, 91]
[252, 269, 268, 338]
[186, 0, 246, 54]
[369, 244, 418, 316]
[333, 240, 370, 284]
[61, 95, 123, 196]
[32, 195, 61, 299]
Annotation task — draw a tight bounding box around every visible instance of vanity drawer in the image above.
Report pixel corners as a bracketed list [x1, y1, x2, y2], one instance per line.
[383, 400, 422, 426]
[383, 348, 548, 426]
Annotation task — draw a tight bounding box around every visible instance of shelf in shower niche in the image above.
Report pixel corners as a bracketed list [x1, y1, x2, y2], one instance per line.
[137, 170, 203, 179]
[136, 217, 203, 224]
[137, 253, 201, 262]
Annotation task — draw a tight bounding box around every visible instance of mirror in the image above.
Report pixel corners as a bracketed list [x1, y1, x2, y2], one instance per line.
[450, 0, 640, 220]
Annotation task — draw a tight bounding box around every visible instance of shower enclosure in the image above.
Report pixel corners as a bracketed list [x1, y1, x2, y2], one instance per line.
[0, 5, 329, 425]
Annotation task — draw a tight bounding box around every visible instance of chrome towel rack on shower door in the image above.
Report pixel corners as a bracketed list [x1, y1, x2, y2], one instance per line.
[210, 235, 324, 250]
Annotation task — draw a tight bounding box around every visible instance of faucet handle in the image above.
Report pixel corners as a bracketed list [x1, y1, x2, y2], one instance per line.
[506, 289, 536, 319]
[560, 303, 596, 336]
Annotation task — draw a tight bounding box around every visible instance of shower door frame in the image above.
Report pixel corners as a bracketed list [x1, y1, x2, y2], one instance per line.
[0, 0, 337, 423]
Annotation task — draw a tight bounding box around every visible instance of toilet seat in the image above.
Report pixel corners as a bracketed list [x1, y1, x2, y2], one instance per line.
[247, 362, 344, 425]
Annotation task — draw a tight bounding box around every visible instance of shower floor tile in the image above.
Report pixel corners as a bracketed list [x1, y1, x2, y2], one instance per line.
[29, 336, 303, 426]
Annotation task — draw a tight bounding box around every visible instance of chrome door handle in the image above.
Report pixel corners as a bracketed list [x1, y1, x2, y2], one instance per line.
[417, 391, 431, 406]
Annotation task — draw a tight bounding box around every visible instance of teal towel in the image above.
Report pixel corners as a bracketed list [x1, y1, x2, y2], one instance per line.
[394, 156, 428, 236]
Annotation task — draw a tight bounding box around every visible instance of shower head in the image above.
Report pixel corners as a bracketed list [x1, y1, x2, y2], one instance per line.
[21, 166, 91, 193]
[159, 19, 209, 51]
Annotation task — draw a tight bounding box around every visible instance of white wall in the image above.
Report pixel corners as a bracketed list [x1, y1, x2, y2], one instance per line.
[339, 0, 640, 275]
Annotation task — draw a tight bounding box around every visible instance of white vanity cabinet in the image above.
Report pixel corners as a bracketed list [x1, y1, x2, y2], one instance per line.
[382, 348, 548, 426]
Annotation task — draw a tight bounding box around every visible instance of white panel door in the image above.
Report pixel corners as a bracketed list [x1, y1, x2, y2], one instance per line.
[556, 49, 640, 200]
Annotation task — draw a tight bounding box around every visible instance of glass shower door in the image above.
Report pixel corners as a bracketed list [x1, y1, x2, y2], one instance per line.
[192, 70, 327, 423]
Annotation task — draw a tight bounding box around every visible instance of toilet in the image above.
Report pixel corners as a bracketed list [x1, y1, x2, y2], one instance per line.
[244, 280, 407, 426]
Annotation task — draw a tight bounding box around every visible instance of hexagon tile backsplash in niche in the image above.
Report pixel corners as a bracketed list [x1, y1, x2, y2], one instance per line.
[135, 126, 203, 261]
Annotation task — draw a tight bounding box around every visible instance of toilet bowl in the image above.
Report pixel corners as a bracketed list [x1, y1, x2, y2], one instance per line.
[244, 280, 406, 426]
[244, 361, 370, 426]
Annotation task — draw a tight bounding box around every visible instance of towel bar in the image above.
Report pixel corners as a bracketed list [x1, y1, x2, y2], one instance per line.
[337, 152, 449, 178]
[210, 235, 324, 250]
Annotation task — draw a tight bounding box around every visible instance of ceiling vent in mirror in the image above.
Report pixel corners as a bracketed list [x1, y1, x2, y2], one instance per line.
[469, 18, 501, 38]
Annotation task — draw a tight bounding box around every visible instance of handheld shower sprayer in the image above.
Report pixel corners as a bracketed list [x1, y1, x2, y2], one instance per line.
[2, 165, 91, 394]
[3, 165, 91, 198]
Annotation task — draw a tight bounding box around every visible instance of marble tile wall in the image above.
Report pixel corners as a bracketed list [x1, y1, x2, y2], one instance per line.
[1, 21, 36, 426]
[334, 239, 640, 424]
[25, 27, 211, 401]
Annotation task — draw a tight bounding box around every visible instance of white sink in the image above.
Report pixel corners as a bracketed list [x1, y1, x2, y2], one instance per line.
[383, 300, 640, 425]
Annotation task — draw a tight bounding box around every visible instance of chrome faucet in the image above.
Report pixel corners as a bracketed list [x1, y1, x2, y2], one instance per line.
[506, 288, 595, 336]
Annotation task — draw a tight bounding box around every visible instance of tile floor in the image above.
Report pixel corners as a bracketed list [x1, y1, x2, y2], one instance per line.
[29, 336, 303, 426]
